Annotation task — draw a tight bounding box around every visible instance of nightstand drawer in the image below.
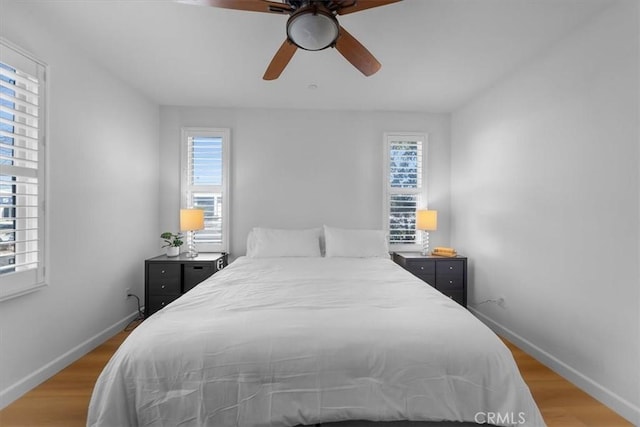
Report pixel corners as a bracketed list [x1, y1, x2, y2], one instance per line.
[404, 260, 435, 276]
[184, 263, 216, 292]
[148, 280, 181, 294]
[148, 264, 180, 283]
[436, 275, 464, 291]
[436, 260, 464, 276]
[148, 295, 181, 314]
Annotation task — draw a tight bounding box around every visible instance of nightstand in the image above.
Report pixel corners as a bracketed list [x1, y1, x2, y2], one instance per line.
[144, 253, 228, 317]
[392, 252, 467, 307]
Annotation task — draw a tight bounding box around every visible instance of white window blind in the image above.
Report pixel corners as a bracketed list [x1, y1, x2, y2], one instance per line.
[0, 40, 47, 300]
[181, 128, 230, 253]
[383, 133, 426, 248]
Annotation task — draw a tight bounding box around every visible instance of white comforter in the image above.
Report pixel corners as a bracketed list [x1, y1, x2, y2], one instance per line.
[88, 257, 545, 427]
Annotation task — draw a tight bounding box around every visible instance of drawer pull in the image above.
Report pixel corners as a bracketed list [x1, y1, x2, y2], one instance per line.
[449, 266, 453, 270]
[449, 280, 453, 284]
[194, 266, 203, 270]
[161, 285, 165, 289]
[161, 302, 165, 306]
[161, 270, 165, 274]
[420, 266, 424, 270]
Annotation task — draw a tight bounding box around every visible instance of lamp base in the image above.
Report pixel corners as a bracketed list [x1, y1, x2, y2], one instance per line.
[185, 231, 198, 258]
[185, 247, 198, 258]
[421, 230, 430, 256]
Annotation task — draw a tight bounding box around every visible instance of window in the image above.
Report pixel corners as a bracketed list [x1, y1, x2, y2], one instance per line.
[181, 128, 230, 253]
[383, 132, 426, 250]
[0, 40, 47, 301]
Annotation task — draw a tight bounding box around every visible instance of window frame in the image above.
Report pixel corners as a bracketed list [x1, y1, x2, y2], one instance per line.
[0, 38, 48, 301]
[180, 127, 230, 253]
[382, 132, 428, 252]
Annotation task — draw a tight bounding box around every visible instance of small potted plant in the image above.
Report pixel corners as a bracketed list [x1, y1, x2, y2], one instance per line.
[161, 232, 183, 257]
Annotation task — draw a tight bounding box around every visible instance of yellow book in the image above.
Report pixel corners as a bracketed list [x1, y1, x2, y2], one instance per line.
[432, 247, 457, 257]
[433, 247, 455, 252]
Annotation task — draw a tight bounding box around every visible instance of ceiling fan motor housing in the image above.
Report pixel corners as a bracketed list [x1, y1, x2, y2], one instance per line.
[286, 4, 340, 51]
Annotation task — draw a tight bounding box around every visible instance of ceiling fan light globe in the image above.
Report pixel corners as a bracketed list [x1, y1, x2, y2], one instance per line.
[287, 9, 339, 51]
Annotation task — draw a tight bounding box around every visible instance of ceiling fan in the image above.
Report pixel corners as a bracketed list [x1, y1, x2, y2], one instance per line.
[177, 0, 402, 80]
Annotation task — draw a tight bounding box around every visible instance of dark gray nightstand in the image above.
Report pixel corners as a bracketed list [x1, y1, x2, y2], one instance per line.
[392, 252, 467, 307]
[144, 253, 228, 317]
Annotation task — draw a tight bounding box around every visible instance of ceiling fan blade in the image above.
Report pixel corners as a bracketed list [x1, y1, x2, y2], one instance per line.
[335, 0, 402, 15]
[263, 39, 298, 80]
[334, 26, 381, 77]
[176, 0, 293, 14]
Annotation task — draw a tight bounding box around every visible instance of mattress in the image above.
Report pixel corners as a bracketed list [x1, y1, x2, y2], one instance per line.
[87, 256, 545, 427]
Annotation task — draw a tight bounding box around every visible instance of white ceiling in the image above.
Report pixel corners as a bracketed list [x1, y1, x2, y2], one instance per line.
[11, 0, 615, 112]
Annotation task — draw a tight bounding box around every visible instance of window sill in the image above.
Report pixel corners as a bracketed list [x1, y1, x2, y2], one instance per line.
[0, 282, 48, 303]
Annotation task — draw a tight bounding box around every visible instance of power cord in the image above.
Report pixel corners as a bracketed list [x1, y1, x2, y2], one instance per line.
[125, 293, 145, 331]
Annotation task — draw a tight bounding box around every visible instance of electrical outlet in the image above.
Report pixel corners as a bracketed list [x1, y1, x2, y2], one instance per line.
[125, 288, 131, 299]
[497, 297, 506, 308]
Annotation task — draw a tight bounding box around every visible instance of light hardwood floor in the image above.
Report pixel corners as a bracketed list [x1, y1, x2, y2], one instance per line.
[0, 323, 633, 427]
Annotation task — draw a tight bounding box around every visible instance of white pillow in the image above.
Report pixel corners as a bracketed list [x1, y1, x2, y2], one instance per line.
[247, 227, 322, 258]
[323, 225, 389, 258]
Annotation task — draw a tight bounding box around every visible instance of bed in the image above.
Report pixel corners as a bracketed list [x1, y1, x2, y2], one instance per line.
[87, 227, 545, 427]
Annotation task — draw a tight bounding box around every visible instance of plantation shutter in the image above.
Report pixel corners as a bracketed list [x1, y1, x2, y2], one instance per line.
[181, 128, 230, 253]
[0, 41, 47, 300]
[384, 134, 425, 246]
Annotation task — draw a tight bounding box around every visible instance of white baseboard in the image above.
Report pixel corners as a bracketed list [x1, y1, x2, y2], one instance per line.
[0, 311, 139, 410]
[469, 307, 640, 426]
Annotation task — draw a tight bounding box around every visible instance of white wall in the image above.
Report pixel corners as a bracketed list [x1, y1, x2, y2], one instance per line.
[0, 3, 160, 407]
[3, 0, 637, 420]
[450, 0, 639, 423]
[159, 107, 451, 256]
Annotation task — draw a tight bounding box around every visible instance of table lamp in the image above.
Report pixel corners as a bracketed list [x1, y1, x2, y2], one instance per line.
[416, 210, 437, 256]
[180, 208, 205, 258]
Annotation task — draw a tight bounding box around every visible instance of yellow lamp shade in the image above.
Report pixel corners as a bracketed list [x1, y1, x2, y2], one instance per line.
[416, 210, 437, 231]
[180, 209, 205, 232]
